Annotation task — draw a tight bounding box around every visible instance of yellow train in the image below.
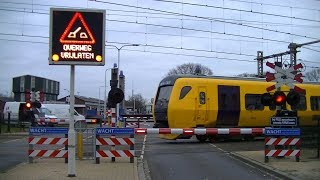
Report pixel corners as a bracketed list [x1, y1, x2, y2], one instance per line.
[152, 75, 320, 141]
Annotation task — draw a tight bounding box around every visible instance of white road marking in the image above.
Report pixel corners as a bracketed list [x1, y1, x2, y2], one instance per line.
[208, 143, 281, 179]
[3, 138, 22, 144]
[140, 135, 147, 160]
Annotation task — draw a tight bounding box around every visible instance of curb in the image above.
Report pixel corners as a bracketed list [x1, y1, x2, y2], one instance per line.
[230, 152, 298, 180]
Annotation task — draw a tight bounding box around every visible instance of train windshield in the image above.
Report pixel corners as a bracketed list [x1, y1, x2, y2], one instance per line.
[156, 86, 173, 102]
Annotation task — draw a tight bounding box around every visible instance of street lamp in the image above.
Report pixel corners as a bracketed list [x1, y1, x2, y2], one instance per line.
[64, 89, 70, 104]
[98, 86, 104, 116]
[104, 67, 114, 121]
[106, 44, 140, 125]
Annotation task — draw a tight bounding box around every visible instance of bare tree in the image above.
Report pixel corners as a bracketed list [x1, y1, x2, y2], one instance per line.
[236, 73, 258, 77]
[166, 63, 213, 76]
[125, 94, 147, 113]
[305, 69, 320, 82]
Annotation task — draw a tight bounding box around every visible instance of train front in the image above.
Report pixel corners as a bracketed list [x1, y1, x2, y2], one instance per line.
[152, 76, 181, 139]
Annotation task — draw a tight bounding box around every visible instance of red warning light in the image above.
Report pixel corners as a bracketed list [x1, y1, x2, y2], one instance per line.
[273, 91, 286, 106]
[26, 102, 32, 109]
[59, 12, 95, 44]
[275, 96, 284, 103]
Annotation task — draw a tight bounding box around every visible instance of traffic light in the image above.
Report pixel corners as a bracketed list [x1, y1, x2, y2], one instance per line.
[261, 91, 301, 108]
[107, 88, 124, 107]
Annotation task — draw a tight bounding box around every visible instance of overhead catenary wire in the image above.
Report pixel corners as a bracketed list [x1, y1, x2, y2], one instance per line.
[0, 0, 318, 63]
[0, 4, 319, 47]
[226, 0, 320, 11]
[1, 1, 319, 28]
[0, 37, 317, 69]
[0, 32, 256, 57]
[106, 40, 256, 57]
[151, 0, 320, 22]
[90, 0, 320, 40]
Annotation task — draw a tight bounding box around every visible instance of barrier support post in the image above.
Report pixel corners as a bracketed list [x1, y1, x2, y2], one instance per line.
[96, 134, 100, 164]
[65, 134, 68, 163]
[77, 132, 83, 160]
[7, 112, 10, 133]
[130, 133, 134, 163]
[111, 135, 115, 162]
[265, 143, 269, 163]
[108, 116, 111, 127]
[29, 136, 34, 163]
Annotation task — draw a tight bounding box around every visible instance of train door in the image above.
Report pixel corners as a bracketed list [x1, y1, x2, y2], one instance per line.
[216, 85, 240, 127]
[195, 87, 207, 126]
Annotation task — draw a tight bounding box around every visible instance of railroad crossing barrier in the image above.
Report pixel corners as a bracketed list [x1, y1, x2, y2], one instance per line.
[264, 128, 301, 162]
[134, 128, 265, 135]
[95, 128, 134, 164]
[28, 127, 68, 163]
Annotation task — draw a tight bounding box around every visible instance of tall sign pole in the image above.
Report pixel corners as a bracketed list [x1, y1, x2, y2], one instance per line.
[69, 65, 76, 176]
[49, 8, 105, 177]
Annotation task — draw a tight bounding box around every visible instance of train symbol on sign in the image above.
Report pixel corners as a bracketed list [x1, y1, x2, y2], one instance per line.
[67, 27, 88, 39]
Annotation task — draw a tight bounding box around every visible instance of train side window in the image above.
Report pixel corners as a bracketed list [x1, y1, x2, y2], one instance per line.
[221, 94, 226, 109]
[296, 95, 306, 111]
[179, 86, 191, 100]
[311, 96, 320, 111]
[199, 92, 206, 104]
[245, 94, 264, 110]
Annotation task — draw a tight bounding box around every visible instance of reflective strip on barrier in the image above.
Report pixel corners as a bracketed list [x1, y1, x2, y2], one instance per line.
[29, 137, 68, 145]
[96, 137, 134, 145]
[28, 150, 68, 158]
[134, 128, 265, 135]
[265, 149, 300, 157]
[96, 150, 134, 157]
[265, 137, 301, 146]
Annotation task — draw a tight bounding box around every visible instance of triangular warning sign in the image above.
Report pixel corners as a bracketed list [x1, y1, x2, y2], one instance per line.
[60, 12, 96, 44]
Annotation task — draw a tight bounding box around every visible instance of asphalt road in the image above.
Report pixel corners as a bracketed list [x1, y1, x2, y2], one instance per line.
[0, 135, 28, 172]
[142, 134, 278, 180]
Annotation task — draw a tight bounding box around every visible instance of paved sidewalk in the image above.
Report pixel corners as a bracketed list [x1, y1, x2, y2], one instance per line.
[232, 150, 320, 180]
[0, 158, 139, 180]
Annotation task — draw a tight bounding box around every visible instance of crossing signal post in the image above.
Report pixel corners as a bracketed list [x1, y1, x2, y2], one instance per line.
[108, 68, 124, 125]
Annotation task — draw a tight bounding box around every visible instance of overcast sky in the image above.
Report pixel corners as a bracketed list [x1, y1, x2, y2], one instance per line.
[0, 0, 319, 101]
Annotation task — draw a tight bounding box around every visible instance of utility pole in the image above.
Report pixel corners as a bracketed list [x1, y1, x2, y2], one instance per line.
[288, 40, 320, 67]
[257, 51, 264, 77]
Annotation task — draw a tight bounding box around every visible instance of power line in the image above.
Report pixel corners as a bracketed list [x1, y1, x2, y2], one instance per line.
[1, 4, 319, 46]
[0, 32, 256, 57]
[301, 46, 320, 53]
[115, 48, 255, 63]
[107, 41, 256, 57]
[0, 20, 268, 44]
[1, 2, 319, 28]
[0, 7, 286, 44]
[107, 18, 290, 43]
[226, 0, 320, 11]
[298, 59, 320, 64]
[0, 37, 317, 69]
[151, 0, 320, 23]
[104, 11, 320, 28]
[92, 0, 320, 40]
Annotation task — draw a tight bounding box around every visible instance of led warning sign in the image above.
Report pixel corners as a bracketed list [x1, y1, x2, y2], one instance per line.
[49, 8, 105, 65]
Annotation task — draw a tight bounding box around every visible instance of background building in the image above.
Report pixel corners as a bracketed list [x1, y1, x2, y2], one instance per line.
[12, 75, 59, 102]
[58, 95, 104, 116]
